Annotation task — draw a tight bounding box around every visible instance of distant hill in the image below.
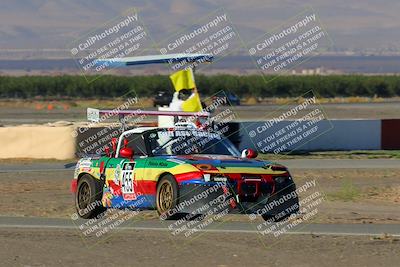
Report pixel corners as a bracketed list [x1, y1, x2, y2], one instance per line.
[0, 0, 399, 56]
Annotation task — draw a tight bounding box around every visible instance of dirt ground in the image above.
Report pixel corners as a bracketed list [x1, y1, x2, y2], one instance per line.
[0, 168, 399, 224]
[0, 228, 399, 267]
[1, 166, 400, 266]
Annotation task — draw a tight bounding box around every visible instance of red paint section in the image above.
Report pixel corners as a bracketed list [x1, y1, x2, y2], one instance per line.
[70, 179, 77, 193]
[136, 180, 157, 195]
[109, 180, 122, 196]
[225, 173, 241, 180]
[381, 119, 400, 149]
[175, 171, 203, 183]
[99, 161, 105, 173]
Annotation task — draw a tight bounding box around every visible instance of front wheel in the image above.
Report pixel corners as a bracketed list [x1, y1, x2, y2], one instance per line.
[75, 174, 106, 219]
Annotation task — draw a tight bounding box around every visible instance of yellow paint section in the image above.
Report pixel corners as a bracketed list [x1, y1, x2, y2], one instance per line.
[78, 163, 287, 184]
[140, 164, 199, 181]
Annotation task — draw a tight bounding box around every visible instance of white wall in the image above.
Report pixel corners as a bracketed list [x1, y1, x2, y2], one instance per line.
[238, 120, 381, 151]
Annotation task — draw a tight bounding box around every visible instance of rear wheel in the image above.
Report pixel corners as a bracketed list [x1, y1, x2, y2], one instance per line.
[75, 174, 106, 219]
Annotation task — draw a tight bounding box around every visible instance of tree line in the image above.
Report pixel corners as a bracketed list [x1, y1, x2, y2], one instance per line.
[0, 74, 399, 98]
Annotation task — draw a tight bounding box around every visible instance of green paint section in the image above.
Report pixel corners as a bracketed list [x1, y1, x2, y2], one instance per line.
[88, 157, 179, 169]
[142, 159, 179, 169]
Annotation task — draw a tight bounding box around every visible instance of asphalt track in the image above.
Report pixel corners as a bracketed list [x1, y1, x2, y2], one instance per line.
[1, 159, 400, 173]
[0, 216, 399, 237]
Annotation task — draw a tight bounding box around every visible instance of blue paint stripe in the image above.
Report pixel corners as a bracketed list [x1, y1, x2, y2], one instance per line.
[111, 195, 155, 209]
[180, 180, 222, 186]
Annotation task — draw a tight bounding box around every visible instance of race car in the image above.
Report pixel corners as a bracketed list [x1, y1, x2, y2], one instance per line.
[72, 54, 299, 221]
[71, 111, 299, 221]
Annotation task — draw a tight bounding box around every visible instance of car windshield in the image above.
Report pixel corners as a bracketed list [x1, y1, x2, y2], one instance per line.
[146, 128, 240, 157]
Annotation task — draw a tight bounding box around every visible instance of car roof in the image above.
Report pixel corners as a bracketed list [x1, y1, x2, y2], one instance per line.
[127, 127, 159, 134]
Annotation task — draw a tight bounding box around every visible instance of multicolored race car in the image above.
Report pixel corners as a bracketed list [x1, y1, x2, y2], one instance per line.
[72, 54, 298, 221]
[71, 115, 299, 221]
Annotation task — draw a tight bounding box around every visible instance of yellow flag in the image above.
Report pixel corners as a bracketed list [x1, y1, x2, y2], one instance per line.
[169, 68, 195, 91]
[182, 92, 202, 112]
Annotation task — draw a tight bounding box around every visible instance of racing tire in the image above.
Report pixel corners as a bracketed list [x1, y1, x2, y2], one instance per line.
[75, 174, 106, 219]
[156, 174, 182, 220]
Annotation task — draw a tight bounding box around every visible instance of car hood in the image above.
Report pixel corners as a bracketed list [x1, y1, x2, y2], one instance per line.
[161, 154, 273, 168]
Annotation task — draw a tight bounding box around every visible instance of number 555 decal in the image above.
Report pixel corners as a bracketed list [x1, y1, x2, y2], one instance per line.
[121, 162, 136, 200]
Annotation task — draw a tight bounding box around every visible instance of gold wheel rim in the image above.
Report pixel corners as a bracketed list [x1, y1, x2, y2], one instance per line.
[78, 182, 91, 209]
[158, 181, 173, 212]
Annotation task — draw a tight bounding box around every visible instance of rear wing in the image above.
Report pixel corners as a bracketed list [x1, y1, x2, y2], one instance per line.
[87, 108, 209, 122]
[87, 108, 210, 130]
[88, 53, 213, 128]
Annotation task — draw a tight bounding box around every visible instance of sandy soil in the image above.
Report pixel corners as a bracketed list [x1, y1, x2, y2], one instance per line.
[0, 228, 399, 267]
[1, 167, 400, 267]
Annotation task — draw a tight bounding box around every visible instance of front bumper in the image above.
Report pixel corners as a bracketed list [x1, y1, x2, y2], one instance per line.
[176, 179, 299, 216]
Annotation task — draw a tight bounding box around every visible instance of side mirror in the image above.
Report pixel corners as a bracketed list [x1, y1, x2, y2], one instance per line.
[241, 148, 258, 159]
[119, 138, 134, 159]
